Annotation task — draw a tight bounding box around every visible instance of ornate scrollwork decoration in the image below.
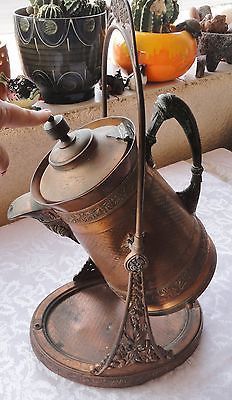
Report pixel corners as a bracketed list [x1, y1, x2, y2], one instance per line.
[31, 208, 79, 243]
[58, 167, 137, 225]
[110, 0, 130, 26]
[102, 0, 143, 113]
[107, 0, 136, 59]
[91, 270, 172, 375]
[93, 0, 161, 376]
[125, 254, 148, 272]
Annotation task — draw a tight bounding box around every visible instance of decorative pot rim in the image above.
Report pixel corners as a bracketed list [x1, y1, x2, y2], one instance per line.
[201, 31, 232, 36]
[133, 30, 194, 37]
[14, 7, 106, 21]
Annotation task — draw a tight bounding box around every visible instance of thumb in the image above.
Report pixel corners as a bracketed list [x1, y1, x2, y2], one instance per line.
[0, 144, 9, 175]
[0, 100, 51, 129]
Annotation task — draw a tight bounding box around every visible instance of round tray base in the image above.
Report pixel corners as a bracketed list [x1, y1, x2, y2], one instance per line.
[31, 278, 203, 388]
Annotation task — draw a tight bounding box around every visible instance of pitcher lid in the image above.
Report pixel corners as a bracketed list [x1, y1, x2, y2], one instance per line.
[32, 115, 134, 205]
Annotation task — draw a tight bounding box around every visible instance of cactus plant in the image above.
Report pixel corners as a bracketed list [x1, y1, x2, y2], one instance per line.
[27, 0, 106, 18]
[37, 1, 64, 18]
[131, 0, 179, 33]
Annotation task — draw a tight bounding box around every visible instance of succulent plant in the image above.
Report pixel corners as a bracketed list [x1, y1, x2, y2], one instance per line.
[37, 1, 64, 18]
[131, 0, 179, 33]
[27, 0, 106, 18]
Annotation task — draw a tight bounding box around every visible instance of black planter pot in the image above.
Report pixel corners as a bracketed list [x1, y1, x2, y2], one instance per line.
[14, 8, 106, 104]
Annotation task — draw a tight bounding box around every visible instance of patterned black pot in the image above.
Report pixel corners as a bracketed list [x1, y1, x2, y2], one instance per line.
[14, 8, 106, 104]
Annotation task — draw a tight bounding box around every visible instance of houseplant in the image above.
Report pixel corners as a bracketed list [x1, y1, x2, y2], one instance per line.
[14, 0, 106, 104]
[113, 0, 197, 82]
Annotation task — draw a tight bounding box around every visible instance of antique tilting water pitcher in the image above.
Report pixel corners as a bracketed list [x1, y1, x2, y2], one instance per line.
[8, 0, 216, 388]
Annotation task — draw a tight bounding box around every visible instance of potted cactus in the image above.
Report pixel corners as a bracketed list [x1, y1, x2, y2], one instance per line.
[113, 0, 197, 82]
[14, 0, 106, 104]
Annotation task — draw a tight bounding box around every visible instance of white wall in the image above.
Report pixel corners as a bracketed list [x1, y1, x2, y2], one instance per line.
[0, 0, 25, 34]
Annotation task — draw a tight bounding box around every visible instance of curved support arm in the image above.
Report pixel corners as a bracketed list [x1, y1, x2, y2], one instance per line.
[101, 0, 146, 254]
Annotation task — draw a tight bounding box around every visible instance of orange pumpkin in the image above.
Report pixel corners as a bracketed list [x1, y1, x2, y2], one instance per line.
[113, 31, 197, 82]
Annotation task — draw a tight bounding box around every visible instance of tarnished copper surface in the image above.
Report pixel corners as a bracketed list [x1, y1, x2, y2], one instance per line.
[30, 278, 203, 388]
[32, 116, 135, 205]
[55, 163, 216, 315]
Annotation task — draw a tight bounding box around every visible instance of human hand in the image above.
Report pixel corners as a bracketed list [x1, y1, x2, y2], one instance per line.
[0, 100, 51, 129]
[0, 100, 51, 175]
[0, 144, 9, 175]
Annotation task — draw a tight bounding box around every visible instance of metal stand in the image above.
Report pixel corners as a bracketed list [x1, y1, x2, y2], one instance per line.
[30, 0, 203, 387]
[91, 270, 171, 376]
[91, 0, 174, 375]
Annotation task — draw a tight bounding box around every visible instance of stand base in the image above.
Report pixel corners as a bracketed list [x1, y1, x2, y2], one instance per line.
[30, 277, 203, 388]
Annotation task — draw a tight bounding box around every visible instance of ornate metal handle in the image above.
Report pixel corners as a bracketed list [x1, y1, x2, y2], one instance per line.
[146, 93, 203, 214]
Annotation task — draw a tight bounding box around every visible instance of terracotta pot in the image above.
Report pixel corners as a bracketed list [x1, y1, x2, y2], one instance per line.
[0, 40, 10, 100]
[113, 31, 197, 82]
[14, 8, 106, 104]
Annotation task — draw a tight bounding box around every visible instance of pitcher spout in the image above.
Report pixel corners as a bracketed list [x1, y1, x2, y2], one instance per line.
[8, 192, 44, 221]
[8, 192, 78, 243]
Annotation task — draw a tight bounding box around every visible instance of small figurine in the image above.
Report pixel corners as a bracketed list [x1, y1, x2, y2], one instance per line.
[100, 66, 147, 97]
[100, 70, 126, 97]
[0, 74, 40, 108]
[7, 76, 40, 108]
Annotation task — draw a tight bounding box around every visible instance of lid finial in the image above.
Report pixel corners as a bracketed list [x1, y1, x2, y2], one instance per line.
[44, 115, 71, 143]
